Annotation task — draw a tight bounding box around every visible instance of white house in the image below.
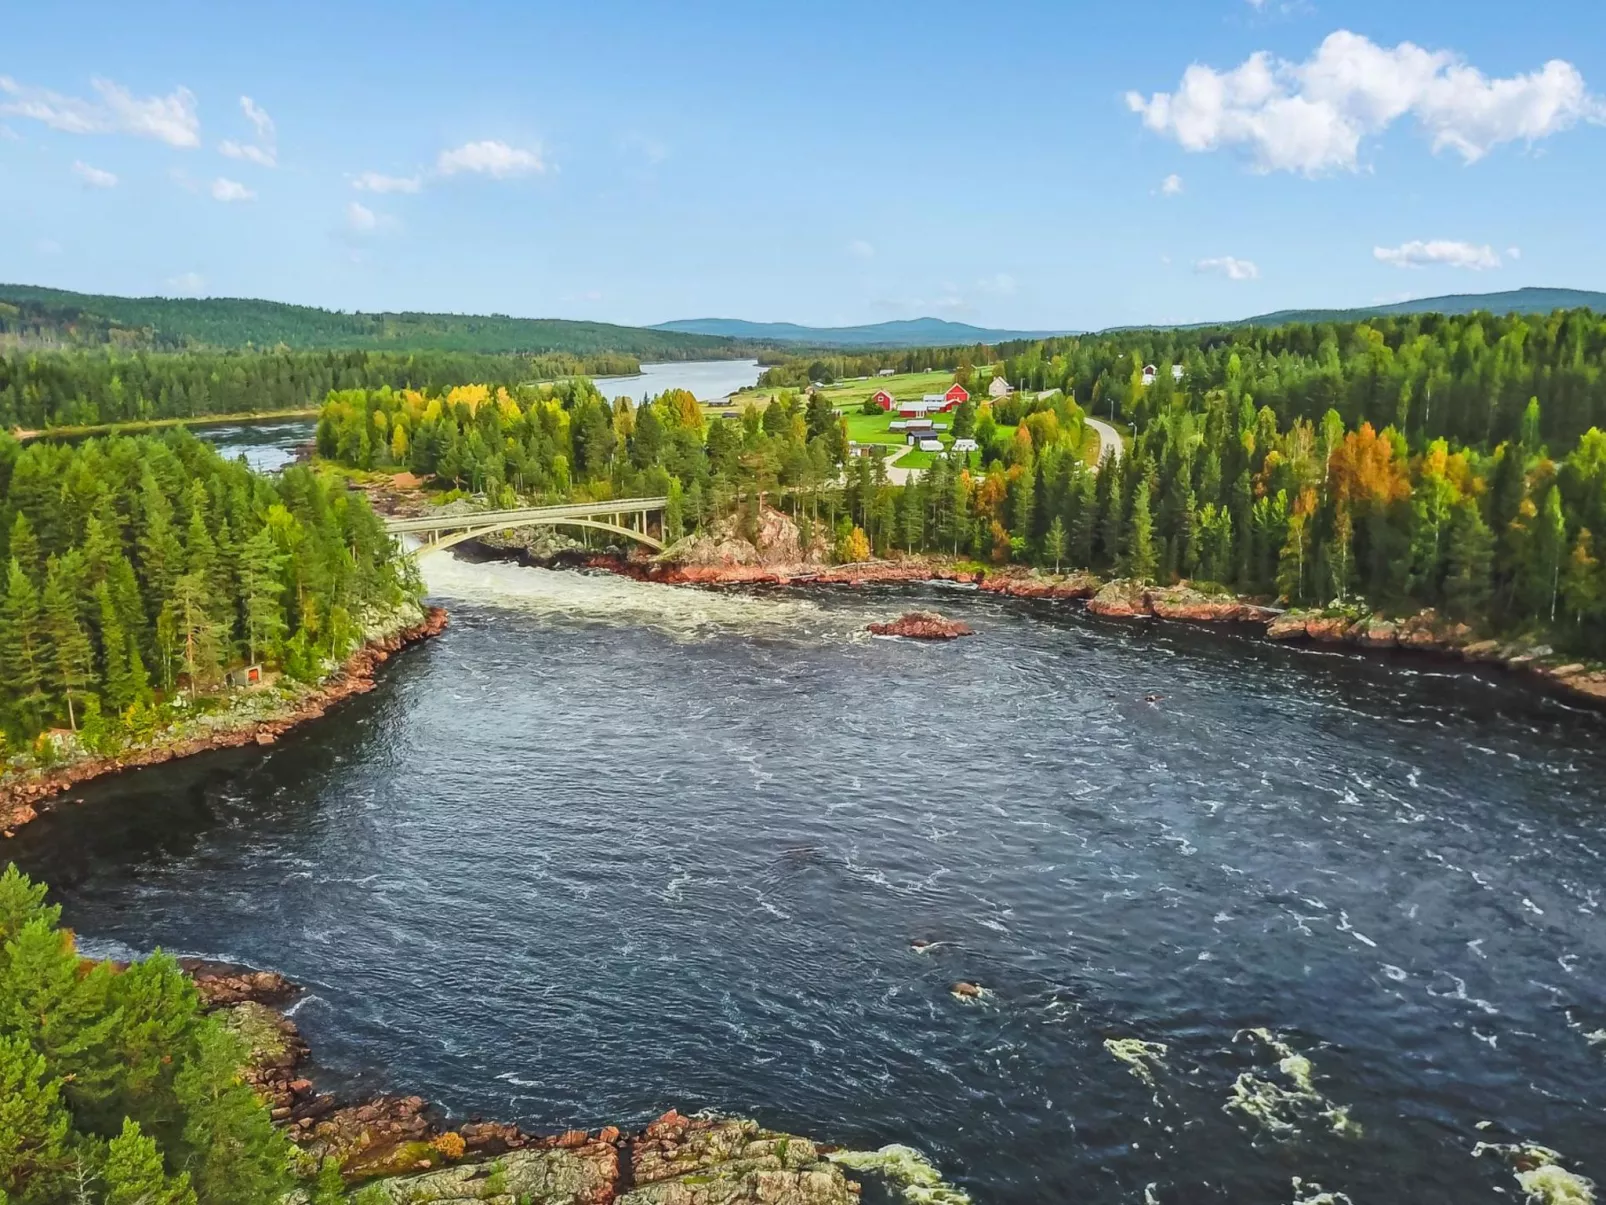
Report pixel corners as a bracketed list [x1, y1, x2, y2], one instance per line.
[951, 438, 979, 453]
[1171, 364, 1185, 382]
[1141, 364, 1158, 386]
[877, 368, 897, 377]
[988, 376, 1012, 399]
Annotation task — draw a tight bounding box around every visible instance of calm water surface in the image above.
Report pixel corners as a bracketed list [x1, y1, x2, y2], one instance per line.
[592, 358, 762, 401]
[11, 560, 1606, 1204]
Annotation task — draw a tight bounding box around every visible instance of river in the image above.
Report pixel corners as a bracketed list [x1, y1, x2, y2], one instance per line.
[592, 358, 763, 402]
[8, 560, 1606, 1204]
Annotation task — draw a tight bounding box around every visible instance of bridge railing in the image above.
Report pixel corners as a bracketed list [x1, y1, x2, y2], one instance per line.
[383, 498, 669, 534]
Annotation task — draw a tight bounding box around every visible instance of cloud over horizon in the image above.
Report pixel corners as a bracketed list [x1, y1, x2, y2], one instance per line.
[1374, 239, 1506, 269]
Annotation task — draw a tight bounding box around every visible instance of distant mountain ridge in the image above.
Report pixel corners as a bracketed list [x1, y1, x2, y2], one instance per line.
[651, 316, 1076, 347]
[1229, 287, 1606, 328]
[0, 283, 746, 358]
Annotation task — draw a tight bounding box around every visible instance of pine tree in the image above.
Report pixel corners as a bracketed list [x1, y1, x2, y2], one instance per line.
[0, 1032, 72, 1202]
[1123, 480, 1157, 582]
[6, 514, 41, 584]
[101, 1118, 196, 1205]
[41, 560, 98, 732]
[173, 1024, 290, 1205]
[0, 559, 50, 734]
[240, 526, 288, 666]
[1445, 499, 1495, 621]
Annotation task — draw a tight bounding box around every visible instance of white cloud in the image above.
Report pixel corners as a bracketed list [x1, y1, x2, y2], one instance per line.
[219, 139, 275, 167]
[166, 272, 205, 295]
[850, 239, 875, 259]
[351, 170, 423, 194]
[72, 160, 117, 188]
[210, 177, 255, 202]
[1126, 31, 1603, 175]
[1373, 239, 1502, 270]
[1160, 173, 1184, 195]
[346, 201, 378, 232]
[1507, 246, 1522, 260]
[1195, 256, 1260, 280]
[0, 75, 201, 147]
[219, 95, 276, 167]
[241, 96, 273, 142]
[436, 139, 544, 178]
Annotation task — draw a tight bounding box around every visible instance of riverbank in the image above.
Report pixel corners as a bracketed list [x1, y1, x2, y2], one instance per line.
[183, 961, 932, 1204]
[11, 405, 322, 442]
[568, 547, 1606, 710]
[0, 604, 449, 836]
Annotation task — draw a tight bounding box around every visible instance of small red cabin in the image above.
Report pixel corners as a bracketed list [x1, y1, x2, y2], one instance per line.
[944, 383, 971, 406]
[872, 388, 896, 411]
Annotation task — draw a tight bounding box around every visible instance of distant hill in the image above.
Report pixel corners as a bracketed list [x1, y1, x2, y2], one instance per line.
[1233, 287, 1606, 328]
[0, 283, 746, 358]
[652, 316, 1075, 347]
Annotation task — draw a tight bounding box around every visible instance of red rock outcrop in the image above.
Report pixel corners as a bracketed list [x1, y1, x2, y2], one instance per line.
[867, 612, 974, 640]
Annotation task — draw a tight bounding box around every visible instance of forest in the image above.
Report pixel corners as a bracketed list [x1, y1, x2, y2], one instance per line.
[0, 283, 755, 359]
[0, 429, 415, 758]
[0, 347, 648, 431]
[316, 308, 1606, 657]
[0, 863, 319, 1205]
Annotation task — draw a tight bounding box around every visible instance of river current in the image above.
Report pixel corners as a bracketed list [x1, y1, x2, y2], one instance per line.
[10, 558, 1606, 1204]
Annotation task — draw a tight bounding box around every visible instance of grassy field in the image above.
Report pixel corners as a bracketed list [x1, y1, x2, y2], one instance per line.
[732, 369, 965, 410]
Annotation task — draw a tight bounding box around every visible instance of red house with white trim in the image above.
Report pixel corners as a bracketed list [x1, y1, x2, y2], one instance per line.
[944, 383, 970, 407]
[872, 388, 896, 411]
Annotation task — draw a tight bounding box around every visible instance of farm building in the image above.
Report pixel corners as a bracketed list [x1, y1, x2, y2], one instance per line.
[951, 438, 979, 453]
[872, 388, 896, 410]
[918, 438, 944, 452]
[988, 377, 1012, 399]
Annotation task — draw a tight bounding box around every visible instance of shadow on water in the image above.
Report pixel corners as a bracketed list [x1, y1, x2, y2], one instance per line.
[9, 569, 1606, 1205]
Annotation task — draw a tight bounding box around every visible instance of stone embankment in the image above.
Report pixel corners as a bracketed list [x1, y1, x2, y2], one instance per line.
[0, 606, 449, 837]
[189, 966, 869, 1205]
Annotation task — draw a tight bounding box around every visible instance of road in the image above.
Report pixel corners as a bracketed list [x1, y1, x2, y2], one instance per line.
[1084, 416, 1125, 466]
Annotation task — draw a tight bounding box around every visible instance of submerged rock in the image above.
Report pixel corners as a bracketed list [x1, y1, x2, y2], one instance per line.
[867, 611, 974, 640]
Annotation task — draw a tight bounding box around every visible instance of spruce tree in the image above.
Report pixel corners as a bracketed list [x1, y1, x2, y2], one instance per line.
[0, 559, 50, 735]
[41, 560, 98, 732]
[1445, 500, 1495, 621]
[1124, 480, 1158, 582]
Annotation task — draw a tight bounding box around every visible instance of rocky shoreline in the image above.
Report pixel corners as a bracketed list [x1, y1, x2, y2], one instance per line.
[182, 963, 933, 1204]
[0, 606, 450, 837]
[573, 547, 1606, 711]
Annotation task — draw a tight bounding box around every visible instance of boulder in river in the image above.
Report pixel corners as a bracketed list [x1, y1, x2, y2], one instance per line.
[867, 611, 974, 640]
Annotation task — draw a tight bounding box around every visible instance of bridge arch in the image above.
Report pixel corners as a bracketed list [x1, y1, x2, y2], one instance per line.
[408, 517, 664, 557]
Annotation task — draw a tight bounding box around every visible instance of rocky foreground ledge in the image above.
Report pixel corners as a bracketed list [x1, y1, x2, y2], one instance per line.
[185, 964, 963, 1205]
[0, 606, 449, 837]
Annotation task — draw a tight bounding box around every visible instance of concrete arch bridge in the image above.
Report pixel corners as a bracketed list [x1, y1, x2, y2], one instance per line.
[384, 498, 668, 556]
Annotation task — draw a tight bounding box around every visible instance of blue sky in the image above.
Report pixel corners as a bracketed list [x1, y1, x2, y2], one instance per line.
[2, 0, 1603, 330]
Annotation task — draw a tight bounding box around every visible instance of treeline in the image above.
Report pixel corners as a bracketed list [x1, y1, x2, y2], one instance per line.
[0, 348, 644, 431]
[0, 283, 759, 359]
[760, 308, 1606, 448]
[0, 864, 313, 1205]
[0, 429, 415, 757]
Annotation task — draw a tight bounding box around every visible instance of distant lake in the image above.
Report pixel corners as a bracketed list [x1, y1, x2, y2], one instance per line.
[592, 359, 762, 402]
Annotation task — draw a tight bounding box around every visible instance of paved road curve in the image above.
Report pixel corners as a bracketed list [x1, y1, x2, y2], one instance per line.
[1084, 416, 1125, 465]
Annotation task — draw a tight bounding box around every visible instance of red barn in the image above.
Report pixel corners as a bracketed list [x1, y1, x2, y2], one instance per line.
[943, 383, 970, 408]
[872, 388, 896, 411]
